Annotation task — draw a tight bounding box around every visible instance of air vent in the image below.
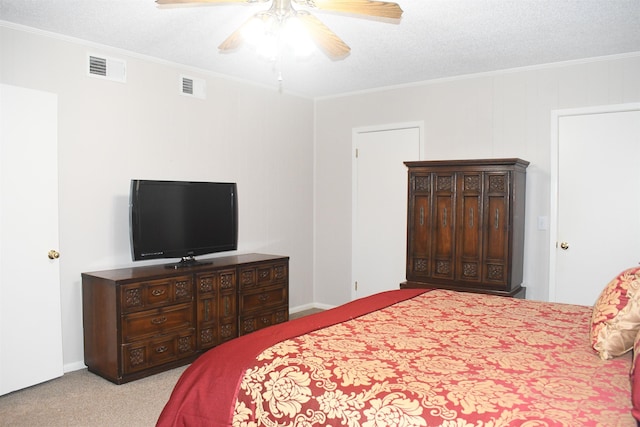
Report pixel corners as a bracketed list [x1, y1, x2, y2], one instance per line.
[180, 75, 205, 99]
[87, 54, 126, 83]
[182, 77, 194, 95]
[89, 56, 107, 76]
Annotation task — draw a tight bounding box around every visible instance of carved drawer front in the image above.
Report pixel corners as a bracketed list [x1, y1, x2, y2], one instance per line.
[238, 262, 288, 291]
[239, 285, 287, 314]
[120, 276, 193, 313]
[121, 303, 194, 343]
[239, 306, 288, 335]
[197, 269, 236, 295]
[121, 330, 196, 374]
[198, 318, 237, 350]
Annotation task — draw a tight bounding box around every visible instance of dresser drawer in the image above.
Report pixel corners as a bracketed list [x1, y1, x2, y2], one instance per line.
[239, 284, 287, 314]
[121, 330, 196, 374]
[238, 262, 288, 291]
[196, 269, 236, 295]
[120, 276, 193, 313]
[121, 303, 194, 343]
[239, 306, 288, 335]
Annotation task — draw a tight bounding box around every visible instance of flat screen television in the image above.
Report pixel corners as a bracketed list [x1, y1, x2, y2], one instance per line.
[129, 179, 238, 268]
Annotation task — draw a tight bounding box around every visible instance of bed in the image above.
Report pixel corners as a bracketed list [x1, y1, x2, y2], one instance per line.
[157, 279, 640, 427]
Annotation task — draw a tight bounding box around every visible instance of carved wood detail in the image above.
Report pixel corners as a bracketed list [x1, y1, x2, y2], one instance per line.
[125, 288, 142, 308]
[489, 175, 506, 192]
[464, 175, 480, 191]
[436, 175, 453, 192]
[414, 176, 430, 192]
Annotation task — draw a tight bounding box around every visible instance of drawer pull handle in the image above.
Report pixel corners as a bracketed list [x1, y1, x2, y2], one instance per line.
[151, 289, 166, 296]
[419, 206, 424, 226]
[258, 294, 270, 304]
[224, 297, 230, 316]
[495, 208, 500, 229]
[204, 300, 210, 321]
[155, 346, 168, 353]
[151, 316, 167, 325]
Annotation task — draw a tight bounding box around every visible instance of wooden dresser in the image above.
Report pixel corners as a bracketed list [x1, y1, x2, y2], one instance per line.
[401, 159, 528, 298]
[82, 253, 288, 384]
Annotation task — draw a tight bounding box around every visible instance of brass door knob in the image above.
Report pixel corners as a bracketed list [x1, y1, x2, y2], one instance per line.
[48, 250, 60, 260]
[559, 242, 569, 250]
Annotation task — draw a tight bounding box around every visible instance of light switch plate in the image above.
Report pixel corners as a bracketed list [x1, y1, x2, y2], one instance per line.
[537, 216, 549, 230]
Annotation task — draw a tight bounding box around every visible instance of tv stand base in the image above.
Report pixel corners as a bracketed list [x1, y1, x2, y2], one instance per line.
[165, 256, 212, 269]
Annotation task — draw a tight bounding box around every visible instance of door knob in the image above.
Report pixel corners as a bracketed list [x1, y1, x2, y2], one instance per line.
[48, 250, 60, 260]
[559, 242, 569, 250]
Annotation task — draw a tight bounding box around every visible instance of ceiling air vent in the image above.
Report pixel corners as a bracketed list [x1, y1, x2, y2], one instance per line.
[87, 54, 126, 83]
[180, 75, 206, 99]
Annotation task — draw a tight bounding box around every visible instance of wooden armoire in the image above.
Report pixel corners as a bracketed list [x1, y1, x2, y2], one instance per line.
[401, 158, 529, 298]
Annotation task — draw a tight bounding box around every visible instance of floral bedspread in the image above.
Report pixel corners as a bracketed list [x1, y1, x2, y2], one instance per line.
[232, 290, 634, 426]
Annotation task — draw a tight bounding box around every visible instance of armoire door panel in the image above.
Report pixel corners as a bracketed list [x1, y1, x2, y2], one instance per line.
[483, 172, 510, 287]
[433, 173, 455, 271]
[485, 196, 507, 260]
[408, 195, 431, 278]
[458, 193, 482, 282]
[484, 195, 508, 286]
[457, 172, 483, 279]
[407, 173, 432, 280]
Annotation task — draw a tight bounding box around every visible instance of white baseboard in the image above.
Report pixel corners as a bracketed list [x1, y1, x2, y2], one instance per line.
[64, 360, 86, 373]
[289, 302, 335, 313]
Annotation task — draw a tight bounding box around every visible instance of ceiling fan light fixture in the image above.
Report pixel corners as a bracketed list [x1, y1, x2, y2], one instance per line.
[158, 0, 403, 63]
[240, 10, 315, 59]
[282, 15, 315, 57]
[241, 14, 280, 59]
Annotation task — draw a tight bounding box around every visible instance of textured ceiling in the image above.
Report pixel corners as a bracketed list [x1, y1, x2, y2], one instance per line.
[1, 0, 639, 98]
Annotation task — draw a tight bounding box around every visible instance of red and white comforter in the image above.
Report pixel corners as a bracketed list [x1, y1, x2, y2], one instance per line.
[158, 289, 634, 426]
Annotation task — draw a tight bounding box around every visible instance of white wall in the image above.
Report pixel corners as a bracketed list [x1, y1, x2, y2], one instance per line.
[1, 25, 315, 371]
[4, 22, 640, 372]
[314, 54, 640, 306]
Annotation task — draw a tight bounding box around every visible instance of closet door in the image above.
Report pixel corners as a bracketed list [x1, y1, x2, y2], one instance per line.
[552, 108, 640, 305]
[0, 84, 63, 395]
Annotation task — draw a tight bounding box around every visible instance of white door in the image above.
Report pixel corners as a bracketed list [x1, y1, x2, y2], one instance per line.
[352, 125, 422, 299]
[551, 106, 640, 306]
[0, 84, 63, 395]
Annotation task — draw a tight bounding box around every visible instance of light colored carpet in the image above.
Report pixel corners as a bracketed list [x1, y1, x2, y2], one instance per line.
[0, 365, 187, 427]
[0, 311, 323, 426]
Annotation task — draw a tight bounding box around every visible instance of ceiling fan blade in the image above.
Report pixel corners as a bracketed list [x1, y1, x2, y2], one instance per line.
[218, 15, 256, 51]
[294, 0, 403, 19]
[296, 12, 350, 60]
[156, 0, 261, 5]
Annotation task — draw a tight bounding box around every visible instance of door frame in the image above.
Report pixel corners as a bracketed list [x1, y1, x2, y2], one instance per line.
[548, 102, 640, 302]
[351, 121, 425, 300]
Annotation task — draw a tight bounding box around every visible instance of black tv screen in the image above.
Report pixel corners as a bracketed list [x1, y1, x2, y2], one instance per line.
[130, 180, 238, 267]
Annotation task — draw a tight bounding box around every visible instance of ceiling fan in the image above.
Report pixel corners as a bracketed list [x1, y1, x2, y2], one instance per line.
[155, 0, 403, 60]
